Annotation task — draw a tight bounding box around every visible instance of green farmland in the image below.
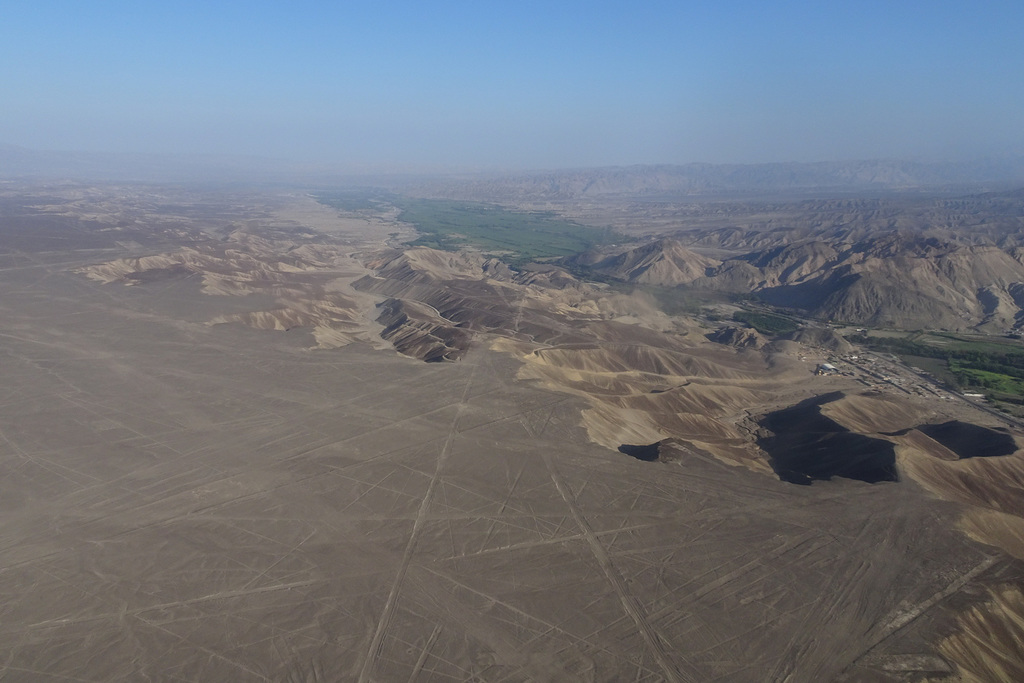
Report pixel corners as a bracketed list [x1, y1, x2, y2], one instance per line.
[390, 198, 618, 264]
[732, 310, 800, 335]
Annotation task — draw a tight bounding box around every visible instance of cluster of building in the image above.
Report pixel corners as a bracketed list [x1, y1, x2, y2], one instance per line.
[815, 353, 954, 400]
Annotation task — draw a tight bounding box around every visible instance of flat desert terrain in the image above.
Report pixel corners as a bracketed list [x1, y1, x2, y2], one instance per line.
[0, 185, 1021, 682]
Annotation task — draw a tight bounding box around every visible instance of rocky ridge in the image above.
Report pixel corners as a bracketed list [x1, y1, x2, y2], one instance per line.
[572, 231, 1024, 332]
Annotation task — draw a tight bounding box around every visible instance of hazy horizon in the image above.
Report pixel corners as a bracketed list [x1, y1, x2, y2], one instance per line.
[3, 2, 1023, 170]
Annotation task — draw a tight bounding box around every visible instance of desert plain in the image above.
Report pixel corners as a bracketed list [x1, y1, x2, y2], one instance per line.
[0, 182, 1022, 682]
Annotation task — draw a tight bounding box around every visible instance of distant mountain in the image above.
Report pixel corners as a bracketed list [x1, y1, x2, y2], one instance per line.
[0, 143, 292, 182]
[5, 144, 1024, 195]
[755, 235, 1024, 330]
[572, 232, 1024, 332]
[0, 143, 428, 185]
[409, 159, 1024, 200]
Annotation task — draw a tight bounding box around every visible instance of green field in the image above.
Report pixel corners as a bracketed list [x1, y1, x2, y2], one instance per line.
[951, 363, 1024, 396]
[732, 310, 800, 335]
[389, 198, 618, 263]
[913, 331, 1024, 355]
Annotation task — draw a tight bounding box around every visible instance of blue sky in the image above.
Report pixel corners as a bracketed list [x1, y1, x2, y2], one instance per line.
[2, 1, 1022, 169]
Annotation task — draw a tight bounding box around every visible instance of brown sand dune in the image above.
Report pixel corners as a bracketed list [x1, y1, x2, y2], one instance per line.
[937, 586, 1024, 683]
[79, 251, 194, 284]
[707, 325, 767, 349]
[514, 339, 811, 471]
[820, 391, 936, 434]
[525, 343, 759, 379]
[816, 392, 1024, 564]
[77, 223, 390, 349]
[903, 449, 1024, 554]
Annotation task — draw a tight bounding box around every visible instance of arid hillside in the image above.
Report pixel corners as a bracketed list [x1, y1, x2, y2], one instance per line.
[571, 231, 1024, 332]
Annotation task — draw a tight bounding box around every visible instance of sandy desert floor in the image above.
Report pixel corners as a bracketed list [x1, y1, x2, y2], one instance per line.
[0, 186, 1021, 682]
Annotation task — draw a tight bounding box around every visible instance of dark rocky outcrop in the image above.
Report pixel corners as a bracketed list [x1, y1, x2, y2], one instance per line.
[916, 421, 1017, 459]
[757, 394, 898, 485]
[376, 298, 472, 362]
[706, 326, 765, 349]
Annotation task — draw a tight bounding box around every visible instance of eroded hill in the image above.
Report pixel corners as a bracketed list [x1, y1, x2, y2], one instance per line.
[571, 231, 1024, 332]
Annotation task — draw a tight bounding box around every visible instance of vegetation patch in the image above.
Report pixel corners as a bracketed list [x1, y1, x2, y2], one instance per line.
[920, 331, 1024, 355]
[389, 198, 618, 264]
[732, 310, 800, 335]
[950, 364, 1024, 396]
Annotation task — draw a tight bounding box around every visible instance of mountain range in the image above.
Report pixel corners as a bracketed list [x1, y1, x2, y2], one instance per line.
[5, 143, 1024, 195]
[409, 158, 1024, 200]
[569, 232, 1024, 331]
